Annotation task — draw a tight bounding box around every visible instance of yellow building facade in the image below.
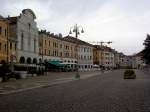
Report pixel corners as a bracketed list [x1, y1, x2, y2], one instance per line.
[8, 17, 18, 63]
[93, 45, 104, 66]
[39, 30, 76, 63]
[0, 17, 18, 64]
[0, 18, 9, 63]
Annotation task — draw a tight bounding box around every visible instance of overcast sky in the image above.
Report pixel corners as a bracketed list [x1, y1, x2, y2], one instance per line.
[0, 0, 150, 55]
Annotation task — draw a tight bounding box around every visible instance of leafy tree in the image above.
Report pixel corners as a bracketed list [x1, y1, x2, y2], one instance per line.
[143, 34, 150, 64]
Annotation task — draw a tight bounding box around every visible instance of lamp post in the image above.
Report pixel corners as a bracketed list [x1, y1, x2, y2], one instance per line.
[69, 24, 84, 79]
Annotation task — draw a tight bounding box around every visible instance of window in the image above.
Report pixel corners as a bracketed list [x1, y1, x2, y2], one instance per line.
[34, 39, 36, 53]
[39, 48, 41, 55]
[54, 51, 56, 56]
[4, 44, 6, 51]
[15, 43, 17, 51]
[0, 27, 2, 35]
[10, 42, 12, 50]
[90, 56, 92, 60]
[45, 40, 46, 46]
[28, 23, 31, 29]
[60, 44, 62, 48]
[28, 34, 31, 46]
[53, 51, 55, 56]
[0, 43, 1, 50]
[39, 42, 42, 47]
[60, 52, 62, 57]
[56, 43, 58, 48]
[21, 33, 24, 50]
[5, 29, 7, 36]
[49, 50, 51, 55]
[49, 41, 50, 46]
[45, 49, 46, 55]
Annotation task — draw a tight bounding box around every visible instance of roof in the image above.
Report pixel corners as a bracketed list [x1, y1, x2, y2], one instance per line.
[93, 45, 104, 50]
[7, 17, 18, 24]
[63, 35, 93, 47]
[39, 30, 64, 41]
[39, 30, 92, 46]
[94, 45, 114, 52]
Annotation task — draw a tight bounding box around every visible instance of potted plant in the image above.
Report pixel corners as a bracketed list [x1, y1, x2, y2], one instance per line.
[124, 69, 136, 79]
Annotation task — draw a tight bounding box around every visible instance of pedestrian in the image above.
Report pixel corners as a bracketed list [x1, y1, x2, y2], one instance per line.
[1, 61, 7, 81]
[101, 66, 104, 74]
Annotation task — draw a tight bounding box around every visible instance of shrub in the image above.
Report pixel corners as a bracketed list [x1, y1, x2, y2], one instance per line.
[124, 69, 136, 79]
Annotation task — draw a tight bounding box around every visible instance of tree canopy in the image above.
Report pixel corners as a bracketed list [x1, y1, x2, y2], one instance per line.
[143, 34, 150, 64]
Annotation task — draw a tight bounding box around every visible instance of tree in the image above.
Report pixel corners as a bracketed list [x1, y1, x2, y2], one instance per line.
[143, 34, 150, 64]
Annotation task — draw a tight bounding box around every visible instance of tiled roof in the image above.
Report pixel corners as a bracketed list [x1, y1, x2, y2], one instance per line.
[63, 35, 93, 47]
[94, 45, 114, 52]
[7, 17, 18, 24]
[39, 30, 63, 40]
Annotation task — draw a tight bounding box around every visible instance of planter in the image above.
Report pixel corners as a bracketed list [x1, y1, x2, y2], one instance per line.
[18, 71, 27, 79]
[124, 75, 136, 79]
[124, 69, 136, 79]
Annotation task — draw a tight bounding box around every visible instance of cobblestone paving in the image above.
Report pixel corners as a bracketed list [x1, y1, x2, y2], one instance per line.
[0, 71, 101, 94]
[0, 70, 150, 112]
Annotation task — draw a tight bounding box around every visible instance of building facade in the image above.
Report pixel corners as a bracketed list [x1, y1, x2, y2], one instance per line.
[93, 45, 103, 67]
[0, 17, 8, 63]
[39, 30, 77, 65]
[132, 52, 145, 69]
[102, 46, 115, 68]
[9, 9, 39, 64]
[114, 51, 120, 68]
[64, 36, 93, 70]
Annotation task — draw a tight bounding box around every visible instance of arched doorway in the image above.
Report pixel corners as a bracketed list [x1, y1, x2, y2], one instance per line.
[39, 58, 42, 64]
[27, 57, 32, 64]
[19, 56, 25, 64]
[33, 58, 37, 64]
[44, 59, 47, 63]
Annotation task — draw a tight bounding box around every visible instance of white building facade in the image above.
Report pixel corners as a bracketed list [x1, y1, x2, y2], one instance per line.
[103, 50, 115, 68]
[78, 45, 93, 70]
[12, 9, 39, 64]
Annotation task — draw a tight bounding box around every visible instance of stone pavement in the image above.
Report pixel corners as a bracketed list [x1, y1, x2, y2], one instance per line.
[0, 70, 108, 95]
[1, 69, 150, 112]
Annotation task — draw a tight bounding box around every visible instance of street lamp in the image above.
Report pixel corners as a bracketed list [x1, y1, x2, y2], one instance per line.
[69, 24, 84, 79]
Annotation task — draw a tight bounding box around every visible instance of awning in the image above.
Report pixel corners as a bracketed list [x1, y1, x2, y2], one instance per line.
[61, 62, 77, 65]
[47, 61, 65, 67]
